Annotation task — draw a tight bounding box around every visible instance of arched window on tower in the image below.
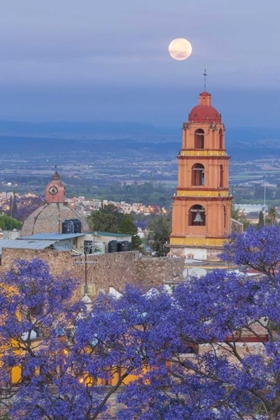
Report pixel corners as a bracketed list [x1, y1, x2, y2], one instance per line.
[194, 129, 204, 149]
[219, 129, 223, 149]
[220, 165, 224, 187]
[224, 206, 226, 229]
[189, 205, 206, 226]
[192, 164, 205, 186]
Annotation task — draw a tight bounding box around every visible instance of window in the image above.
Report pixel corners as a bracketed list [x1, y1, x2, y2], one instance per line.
[192, 164, 204, 186]
[220, 165, 224, 187]
[219, 128, 223, 149]
[189, 205, 206, 226]
[194, 129, 204, 149]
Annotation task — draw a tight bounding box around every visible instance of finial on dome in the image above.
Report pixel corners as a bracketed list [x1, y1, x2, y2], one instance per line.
[52, 165, 60, 181]
[203, 69, 207, 91]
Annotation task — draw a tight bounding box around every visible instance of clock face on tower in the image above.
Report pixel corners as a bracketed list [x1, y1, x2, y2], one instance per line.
[48, 185, 58, 196]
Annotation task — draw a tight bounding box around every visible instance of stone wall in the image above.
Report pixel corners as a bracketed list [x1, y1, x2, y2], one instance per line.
[72, 252, 139, 296]
[136, 257, 184, 289]
[0, 249, 184, 298]
[230, 217, 243, 234]
[1, 248, 73, 275]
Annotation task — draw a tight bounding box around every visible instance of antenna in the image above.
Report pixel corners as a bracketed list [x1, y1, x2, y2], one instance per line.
[203, 69, 207, 90]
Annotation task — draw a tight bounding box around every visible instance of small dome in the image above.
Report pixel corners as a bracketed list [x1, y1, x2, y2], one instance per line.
[52, 170, 60, 181]
[189, 105, 221, 123]
[21, 203, 89, 236]
[199, 91, 211, 97]
[188, 91, 221, 123]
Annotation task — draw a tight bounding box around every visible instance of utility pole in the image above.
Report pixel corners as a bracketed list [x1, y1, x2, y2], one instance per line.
[84, 243, 89, 295]
[74, 240, 97, 299]
[264, 177, 266, 208]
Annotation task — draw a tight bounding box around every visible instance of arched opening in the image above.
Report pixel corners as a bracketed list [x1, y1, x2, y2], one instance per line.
[220, 165, 224, 187]
[223, 206, 226, 229]
[189, 205, 206, 226]
[194, 129, 204, 149]
[192, 164, 205, 186]
[219, 129, 223, 149]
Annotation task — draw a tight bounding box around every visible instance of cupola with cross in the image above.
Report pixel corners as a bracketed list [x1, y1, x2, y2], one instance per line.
[169, 86, 232, 260]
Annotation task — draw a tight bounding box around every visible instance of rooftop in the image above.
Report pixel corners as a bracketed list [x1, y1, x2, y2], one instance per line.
[21, 233, 86, 240]
[95, 231, 132, 238]
[0, 239, 56, 256]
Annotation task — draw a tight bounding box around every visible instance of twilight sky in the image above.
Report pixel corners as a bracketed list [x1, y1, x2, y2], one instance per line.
[1, 0, 280, 128]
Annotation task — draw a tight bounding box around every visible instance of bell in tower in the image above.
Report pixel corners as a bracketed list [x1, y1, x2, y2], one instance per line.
[193, 211, 203, 224]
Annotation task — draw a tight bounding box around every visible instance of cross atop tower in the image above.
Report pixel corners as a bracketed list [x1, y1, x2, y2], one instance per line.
[52, 165, 60, 181]
[203, 69, 207, 90]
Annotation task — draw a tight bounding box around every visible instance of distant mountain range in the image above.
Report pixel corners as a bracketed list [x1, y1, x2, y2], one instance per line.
[226, 128, 280, 160]
[0, 121, 280, 161]
[0, 120, 170, 137]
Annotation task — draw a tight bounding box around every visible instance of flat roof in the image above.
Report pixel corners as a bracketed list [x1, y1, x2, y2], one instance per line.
[21, 233, 86, 240]
[0, 239, 56, 255]
[95, 231, 132, 238]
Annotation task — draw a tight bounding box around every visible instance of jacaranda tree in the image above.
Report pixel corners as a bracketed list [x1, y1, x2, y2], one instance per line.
[0, 258, 85, 419]
[85, 226, 280, 419]
[0, 259, 162, 420]
[2, 226, 280, 419]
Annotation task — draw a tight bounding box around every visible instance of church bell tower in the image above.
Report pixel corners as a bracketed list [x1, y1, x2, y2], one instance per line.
[169, 91, 232, 260]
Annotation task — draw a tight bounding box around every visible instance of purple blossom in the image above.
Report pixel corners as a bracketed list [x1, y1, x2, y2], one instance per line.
[2, 227, 280, 419]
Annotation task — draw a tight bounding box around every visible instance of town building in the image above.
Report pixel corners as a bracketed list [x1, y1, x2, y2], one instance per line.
[21, 169, 90, 236]
[0, 169, 183, 297]
[169, 91, 232, 260]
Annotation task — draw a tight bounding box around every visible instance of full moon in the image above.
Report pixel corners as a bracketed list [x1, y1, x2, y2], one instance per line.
[168, 38, 192, 61]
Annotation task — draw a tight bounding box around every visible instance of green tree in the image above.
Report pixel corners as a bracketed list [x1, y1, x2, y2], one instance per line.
[8, 193, 17, 218]
[119, 214, 141, 250]
[258, 211, 264, 228]
[102, 203, 124, 225]
[147, 216, 171, 256]
[0, 214, 22, 230]
[87, 211, 119, 233]
[266, 207, 278, 225]
[231, 204, 240, 220]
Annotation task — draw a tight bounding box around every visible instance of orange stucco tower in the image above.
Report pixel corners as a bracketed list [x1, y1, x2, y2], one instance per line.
[169, 91, 232, 260]
[45, 168, 66, 203]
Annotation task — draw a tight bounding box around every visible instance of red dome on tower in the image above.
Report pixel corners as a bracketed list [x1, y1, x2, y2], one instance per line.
[188, 91, 221, 123]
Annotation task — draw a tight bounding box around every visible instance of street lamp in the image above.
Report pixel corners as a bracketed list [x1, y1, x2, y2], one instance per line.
[74, 239, 97, 298]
